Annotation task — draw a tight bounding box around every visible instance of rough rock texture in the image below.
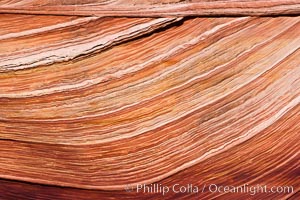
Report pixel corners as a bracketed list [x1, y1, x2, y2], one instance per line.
[0, 2, 299, 200]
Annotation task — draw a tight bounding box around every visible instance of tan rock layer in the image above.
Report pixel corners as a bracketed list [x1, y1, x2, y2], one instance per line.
[0, 0, 299, 17]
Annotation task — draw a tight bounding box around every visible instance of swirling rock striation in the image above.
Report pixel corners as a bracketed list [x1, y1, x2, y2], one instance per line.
[0, 4, 299, 200]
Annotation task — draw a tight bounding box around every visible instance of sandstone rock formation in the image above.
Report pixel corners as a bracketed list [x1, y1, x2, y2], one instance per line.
[0, 1, 299, 200]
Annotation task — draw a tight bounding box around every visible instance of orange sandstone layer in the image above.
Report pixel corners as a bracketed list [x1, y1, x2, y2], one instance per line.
[0, 0, 299, 17]
[0, 14, 299, 199]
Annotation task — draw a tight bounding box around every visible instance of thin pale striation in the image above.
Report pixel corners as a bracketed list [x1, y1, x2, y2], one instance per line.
[0, 11, 299, 200]
[0, 15, 181, 72]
